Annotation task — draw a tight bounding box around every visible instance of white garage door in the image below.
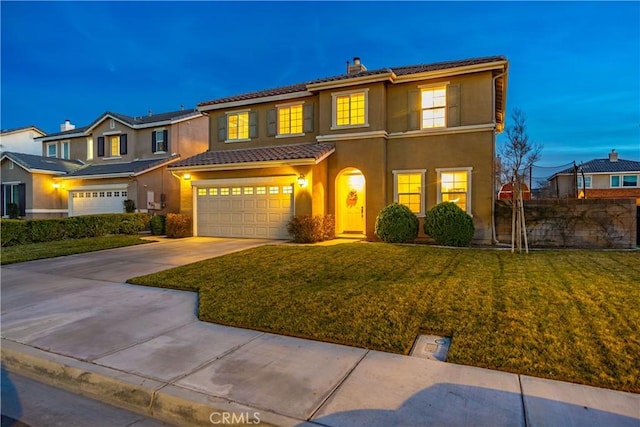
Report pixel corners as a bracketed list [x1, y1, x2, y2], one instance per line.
[196, 181, 294, 239]
[70, 189, 127, 216]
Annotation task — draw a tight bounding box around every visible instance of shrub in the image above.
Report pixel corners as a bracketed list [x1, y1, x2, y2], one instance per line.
[119, 213, 149, 234]
[123, 199, 136, 213]
[1, 220, 29, 246]
[287, 215, 336, 243]
[150, 215, 166, 235]
[28, 219, 67, 243]
[423, 202, 475, 247]
[374, 203, 419, 243]
[7, 203, 20, 219]
[165, 213, 192, 238]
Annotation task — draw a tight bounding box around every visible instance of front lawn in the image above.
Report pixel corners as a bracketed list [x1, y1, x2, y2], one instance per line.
[1, 235, 152, 265]
[127, 243, 640, 393]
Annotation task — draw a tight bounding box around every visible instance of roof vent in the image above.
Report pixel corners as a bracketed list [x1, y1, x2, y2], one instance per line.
[609, 149, 618, 162]
[347, 57, 367, 75]
[148, 109, 153, 117]
[60, 119, 75, 132]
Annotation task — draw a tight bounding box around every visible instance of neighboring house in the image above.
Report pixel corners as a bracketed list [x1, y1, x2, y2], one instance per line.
[0, 109, 208, 218]
[170, 56, 509, 242]
[548, 150, 640, 204]
[0, 126, 47, 155]
[0, 152, 83, 217]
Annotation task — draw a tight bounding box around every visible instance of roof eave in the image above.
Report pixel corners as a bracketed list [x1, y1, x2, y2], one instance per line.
[169, 157, 325, 172]
[198, 91, 314, 112]
[393, 60, 509, 84]
[305, 73, 395, 91]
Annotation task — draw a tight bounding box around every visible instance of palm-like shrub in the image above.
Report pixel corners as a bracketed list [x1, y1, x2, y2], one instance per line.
[423, 202, 475, 247]
[374, 203, 419, 243]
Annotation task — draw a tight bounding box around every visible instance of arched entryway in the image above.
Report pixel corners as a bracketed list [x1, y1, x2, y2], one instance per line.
[335, 168, 366, 235]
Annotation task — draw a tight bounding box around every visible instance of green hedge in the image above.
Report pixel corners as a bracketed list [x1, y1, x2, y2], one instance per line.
[0, 213, 150, 247]
[287, 215, 336, 243]
[150, 214, 166, 235]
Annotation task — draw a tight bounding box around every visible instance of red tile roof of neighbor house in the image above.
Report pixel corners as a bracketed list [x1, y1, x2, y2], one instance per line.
[198, 55, 507, 107]
[169, 143, 335, 168]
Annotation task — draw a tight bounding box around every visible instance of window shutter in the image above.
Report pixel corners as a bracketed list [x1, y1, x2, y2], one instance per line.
[18, 183, 26, 217]
[249, 112, 258, 138]
[217, 116, 227, 142]
[407, 90, 420, 130]
[303, 104, 314, 133]
[0, 185, 5, 216]
[267, 109, 277, 136]
[120, 134, 128, 155]
[162, 130, 169, 152]
[97, 137, 105, 157]
[447, 83, 461, 127]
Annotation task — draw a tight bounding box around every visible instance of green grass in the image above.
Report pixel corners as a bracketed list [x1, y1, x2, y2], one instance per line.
[127, 243, 640, 393]
[1, 235, 152, 264]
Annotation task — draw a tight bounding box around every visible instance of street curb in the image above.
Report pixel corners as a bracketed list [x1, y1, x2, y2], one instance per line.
[1, 339, 309, 426]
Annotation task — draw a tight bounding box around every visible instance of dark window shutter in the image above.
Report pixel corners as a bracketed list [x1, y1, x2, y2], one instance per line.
[267, 109, 277, 136]
[120, 134, 128, 155]
[1, 185, 5, 216]
[447, 83, 461, 127]
[217, 116, 227, 142]
[97, 137, 105, 157]
[249, 112, 258, 138]
[303, 104, 314, 133]
[152, 131, 157, 153]
[18, 183, 26, 216]
[162, 130, 168, 152]
[407, 90, 420, 130]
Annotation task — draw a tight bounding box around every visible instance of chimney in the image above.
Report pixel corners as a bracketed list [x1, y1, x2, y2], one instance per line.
[60, 119, 75, 132]
[148, 109, 153, 117]
[347, 57, 367, 75]
[609, 149, 618, 162]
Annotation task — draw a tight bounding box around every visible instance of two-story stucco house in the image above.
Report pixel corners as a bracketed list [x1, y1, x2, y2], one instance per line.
[548, 150, 640, 204]
[169, 56, 508, 242]
[0, 109, 208, 218]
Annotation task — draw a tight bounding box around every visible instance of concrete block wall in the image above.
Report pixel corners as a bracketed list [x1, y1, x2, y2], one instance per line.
[495, 198, 637, 249]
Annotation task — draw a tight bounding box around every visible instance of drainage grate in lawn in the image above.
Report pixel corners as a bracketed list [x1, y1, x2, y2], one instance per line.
[409, 335, 451, 361]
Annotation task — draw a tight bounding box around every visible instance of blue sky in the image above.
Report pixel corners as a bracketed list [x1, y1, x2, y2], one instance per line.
[1, 1, 638, 167]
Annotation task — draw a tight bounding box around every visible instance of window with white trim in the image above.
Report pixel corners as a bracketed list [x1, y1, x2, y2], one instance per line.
[227, 112, 249, 140]
[611, 174, 638, 188]
[393, 170, 426, 216]
[577, 175, 592, 189]
[332, 90, 368, 128]
[46, 143, 57, 158]
[61, 141, 70, 159]
[110, 136, 120, 157]
[421, 86, 446, 129]
[87, 138, 94, 160]
[278, 104, 303, 135]
[437, 168, 472, 213]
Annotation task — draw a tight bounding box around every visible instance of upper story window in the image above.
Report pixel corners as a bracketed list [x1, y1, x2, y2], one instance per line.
[279, 104, 303, 135]
[46, 143, 57, 158]
[61, 141, 70, 159]
[152, 129, 168, 153]
[577, 175, 592, 188]
[611, 174, 638, 188]
[97, 134, 127, 158]
[110, 136, 120, 157]
[217, 111, 257, 142]
[421, 86, 446, 129]
[393, 170, 426, 216]
[87, 138, 94, 160]
[437, 167, 472, 213]
[332, 89, 368, 129]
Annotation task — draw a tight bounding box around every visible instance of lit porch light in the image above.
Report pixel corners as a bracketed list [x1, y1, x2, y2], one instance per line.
[297, 174, 308, 188]
[183, 173, 191, 180]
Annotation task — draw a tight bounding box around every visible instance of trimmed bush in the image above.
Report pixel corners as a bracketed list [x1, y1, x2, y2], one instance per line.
[1, 220, 29, 246]
[150, 214, 166, 235]
[7, 203, 20, 219]
[119, 213, 150, 235]
[374, 203, 419, 243]
[28, 219, 67, 243]
[165, 213, 192, 238]
[123, 199, 136, 213]
[287, 215, 336, 243]
[423, 202, 475, 247]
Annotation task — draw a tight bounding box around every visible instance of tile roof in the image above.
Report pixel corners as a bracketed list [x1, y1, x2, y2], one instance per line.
[198, 55, 506, 107]
[556, 158, 640, 174]
[170, 143, 335, 168]
[0, 125, 47, 136]
[1, 152, 84, 173]
[64, 156, 178, 177]
[105, 108, 200, 126]
[37, 126, 90, 139]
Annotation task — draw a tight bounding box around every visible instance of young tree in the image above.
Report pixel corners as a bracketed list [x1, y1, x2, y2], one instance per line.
[498, 108, 543, 253]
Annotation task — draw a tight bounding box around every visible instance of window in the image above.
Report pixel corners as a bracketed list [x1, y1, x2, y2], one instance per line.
[269, 186, 279, 194]
[421, 86, 446, 129]
[577, 175, 592, 188]
[2, 183, 25, 217]
[333, 90, 367, 128]
[393, 170, 426, 216]
[232, 187, 242, 195]
[110, 136, 120, 157]
[198, 188, 207, 196]
[209, 188, 218, 196]
[611, 175, 639, 187]
[61, 141, 70, 159]
[256, 187, 266, 195]
[282, 185, 293, 194]
[46, 143, 57, 158]
[153, 130, 168, 153]
[87, 138, 94, 160]
[228, 112, 249, 140]
[278, 104, 303, 135]
[437, 168, 472, 213]
[220, 188, 230, 196]
[243, 187, 253, 195]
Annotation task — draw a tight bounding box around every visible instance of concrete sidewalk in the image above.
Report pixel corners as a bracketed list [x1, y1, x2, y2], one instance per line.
[1, 237, 638, 426]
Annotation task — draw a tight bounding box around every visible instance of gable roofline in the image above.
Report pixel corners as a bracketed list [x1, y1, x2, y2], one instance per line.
[1, 151, 84, 175]
[0, 125, 47, 137]
[57, 155, 180, 180]
[548, 157, 640, 180]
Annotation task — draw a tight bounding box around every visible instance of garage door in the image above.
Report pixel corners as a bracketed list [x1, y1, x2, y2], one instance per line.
[70, 189, 127, 216]
[196, 182, 293, 239]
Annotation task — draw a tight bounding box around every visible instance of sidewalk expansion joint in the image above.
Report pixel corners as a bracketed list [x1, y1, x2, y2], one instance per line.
[518, 374, 529, 427]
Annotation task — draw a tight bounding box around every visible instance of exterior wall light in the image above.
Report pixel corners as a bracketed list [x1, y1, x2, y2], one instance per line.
[297, 174, 308, 188]
[52, 183, 60, 189]
[183, 173, 191, 180]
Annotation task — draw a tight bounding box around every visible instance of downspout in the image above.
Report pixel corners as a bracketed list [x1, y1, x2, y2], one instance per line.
[491, 71, 506, 245]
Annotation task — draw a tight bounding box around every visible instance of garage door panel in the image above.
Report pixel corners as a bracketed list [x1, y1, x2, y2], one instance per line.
[71, 190, 126, 217]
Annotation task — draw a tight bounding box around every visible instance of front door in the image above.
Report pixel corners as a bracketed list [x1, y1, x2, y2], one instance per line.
[337, 169, 365, 234]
